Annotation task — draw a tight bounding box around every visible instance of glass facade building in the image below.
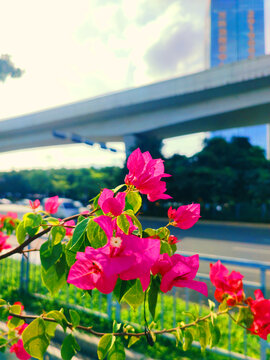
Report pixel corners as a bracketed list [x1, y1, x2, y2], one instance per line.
[210, 0, 267, 151]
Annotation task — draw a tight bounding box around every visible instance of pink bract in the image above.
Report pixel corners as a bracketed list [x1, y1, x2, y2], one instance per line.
[10, 339, 31, 360]
[0, 232, 11, 253]
[124, 148, 172, 202]
[247, 289, 270, 340]
[168, 204, 200, 229]
[67, 225, 160, 293]
[152, 253, 208, 296]
[29, 199, 40, 210]
[209, 261, 244, 304]
[44, 196, 60, 214]
[98, 189, 126, 216]
[64, 220, 75, 237]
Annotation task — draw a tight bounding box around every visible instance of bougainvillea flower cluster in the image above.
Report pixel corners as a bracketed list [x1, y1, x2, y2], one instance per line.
[98, 189, 126, 216]
[168, 203, 200, 229]
[124, 148, 172, 202]
[44, 196, 60, 214]
[29, 199, 40, 210]
[0, 231, 11, 253]
[67, 233, 160, 293]
[247, 289, 270, 340]
[210, 260, 244, 305]
[63, 219, 76, 237]
[152, 253, 208, 296]
[10, 339, 31, 360]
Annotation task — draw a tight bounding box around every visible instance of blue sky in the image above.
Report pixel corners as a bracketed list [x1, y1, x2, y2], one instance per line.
[0, 0, 269, 171]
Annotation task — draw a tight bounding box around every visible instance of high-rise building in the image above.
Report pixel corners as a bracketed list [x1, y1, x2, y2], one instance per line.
[210, 0, 267, 152]
[210, 0, 265, 66]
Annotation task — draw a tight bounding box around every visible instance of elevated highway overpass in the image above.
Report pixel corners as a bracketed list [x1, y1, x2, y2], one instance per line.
[0, 55, 270, 153]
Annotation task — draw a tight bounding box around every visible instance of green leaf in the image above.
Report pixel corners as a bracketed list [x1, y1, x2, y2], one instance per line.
[46, 310, 68, 331]
[61, 334, 80, 360]
[69, 310, 80, 328]
[77, 215, 86, 223]
[23, 213, 42, 237]
[142, 228, 156, 237]
[128, 336, 140, 348]
[197, 322, 210, 352]
[173, 328, 183, 347]
[160, 240, 173, 256]
[87, 220, 107, 249]
[112, 320, 121, 333]
[209, 323, 220, 348]
[10, 304, 22, 314]
[117, 214, 130, 235]
[45, 217, 60, 225]
[208, 299, 215, 311]
[44, 321, 58, 339]
[70, 218, 89, 250]
[148, 276, 160, 319]
[7, 316, 24, 330]
[125, 192, 142, 213]
[97, 334, 115, 360]
[107, 338, 125, 360]
[66, 233, 88, 267]
[237, 307, 253, 328]
[183, 329, 193, 351]
[16, 221, 27, 245]
[41, 254, 67, 295]
[0, 337, 7, 352]
[51, 226, 66, 244]
[122, 279, 144, 310]
[0, 299, 6, 307]
[157, 227, 170, 240]
[22, 318, 50, 360]
[40, 241, 63, 271]
[125, 210, 142, 237]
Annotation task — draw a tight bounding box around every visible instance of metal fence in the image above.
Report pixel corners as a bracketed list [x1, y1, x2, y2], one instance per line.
[0, 250, 270, 360]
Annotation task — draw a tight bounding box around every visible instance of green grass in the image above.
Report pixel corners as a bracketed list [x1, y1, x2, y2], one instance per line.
[0, 257, 269, 360]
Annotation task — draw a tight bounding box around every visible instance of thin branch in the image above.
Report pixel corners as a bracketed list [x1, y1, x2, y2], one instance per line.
[0, 209, 98, 261]
[9, 309, 230, 338]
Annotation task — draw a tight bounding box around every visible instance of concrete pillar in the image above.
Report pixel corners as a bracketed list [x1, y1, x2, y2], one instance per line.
[123, 134, 140, 158]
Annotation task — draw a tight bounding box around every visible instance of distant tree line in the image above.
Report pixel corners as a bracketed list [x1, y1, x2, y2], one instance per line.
[1, 136, 270, 221]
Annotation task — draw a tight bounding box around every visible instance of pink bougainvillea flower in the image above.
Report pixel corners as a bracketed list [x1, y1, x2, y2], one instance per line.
[168, 204, 200, 230]
[10, 339, 31, 360]
[209, 261, 244, 305]
[45, 196, 60, 214]
[64, 219, 75, 237]
[168, 235, 179, 245]
[98, 189, 126, 216]
[67, 227, 160, 293]
[29, 199, 40, 210]
[0, 232, 11, 253]
[17, 323, 28, 335]
[247, 289, 270, 340]
[152, 253, 208, 296]
[6, 212, 18, 219]
[124, 148, 172, 202]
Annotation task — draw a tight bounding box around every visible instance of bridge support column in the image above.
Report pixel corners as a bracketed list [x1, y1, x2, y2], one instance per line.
[123, 134, 140, 158]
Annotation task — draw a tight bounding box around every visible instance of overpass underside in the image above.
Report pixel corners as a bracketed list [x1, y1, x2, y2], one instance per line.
[0, 55, 270, 153]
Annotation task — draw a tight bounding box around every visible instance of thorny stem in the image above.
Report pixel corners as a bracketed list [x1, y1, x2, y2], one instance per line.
[0, 208, 99, 261]
[9, 309, 232, 338]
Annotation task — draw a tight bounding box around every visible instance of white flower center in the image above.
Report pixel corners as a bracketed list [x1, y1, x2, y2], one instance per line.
[110, 236, 122, 248]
